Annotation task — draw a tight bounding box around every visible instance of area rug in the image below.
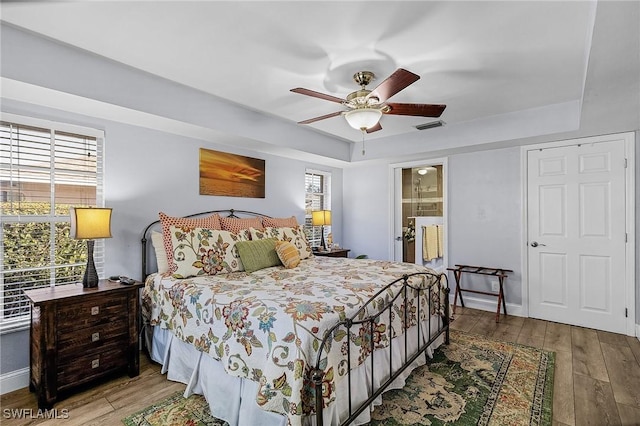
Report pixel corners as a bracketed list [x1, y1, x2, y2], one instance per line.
[122, 392, 228, 426]
[370, 330, 555, 425]
[122, 331, 554, 426]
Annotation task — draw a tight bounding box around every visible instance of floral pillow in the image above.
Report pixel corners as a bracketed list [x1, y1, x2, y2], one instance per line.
[250, 226, 312, 259]
[159, 212, 222, 274]
[169, 226, 248, 278]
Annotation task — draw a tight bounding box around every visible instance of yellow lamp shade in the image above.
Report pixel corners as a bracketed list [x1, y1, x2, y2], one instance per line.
[312, 210, 331, 226]
[70, 207, 112, 240]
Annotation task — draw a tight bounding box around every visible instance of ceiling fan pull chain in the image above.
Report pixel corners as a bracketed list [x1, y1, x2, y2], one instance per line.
[361, 130, 366, 155]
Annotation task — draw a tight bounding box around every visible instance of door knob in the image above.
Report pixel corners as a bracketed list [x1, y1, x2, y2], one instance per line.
[530, 241, 546, 247]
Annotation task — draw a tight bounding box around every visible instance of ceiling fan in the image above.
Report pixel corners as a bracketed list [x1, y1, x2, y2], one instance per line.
[291, 68, 446, 133]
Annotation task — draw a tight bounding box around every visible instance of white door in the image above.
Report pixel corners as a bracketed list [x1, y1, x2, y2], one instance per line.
[527, 139, 627, 333]
[393, 167, 404, 262]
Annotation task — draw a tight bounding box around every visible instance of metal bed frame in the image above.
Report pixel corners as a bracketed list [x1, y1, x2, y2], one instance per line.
[140, 209, 450, 426]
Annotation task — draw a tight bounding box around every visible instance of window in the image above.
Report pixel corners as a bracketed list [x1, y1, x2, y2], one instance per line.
[0, 115, 105, 332]
[304, 169, 331, 247]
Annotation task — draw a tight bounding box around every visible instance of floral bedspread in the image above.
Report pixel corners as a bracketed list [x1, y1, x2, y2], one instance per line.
[142, 256, 444, 425]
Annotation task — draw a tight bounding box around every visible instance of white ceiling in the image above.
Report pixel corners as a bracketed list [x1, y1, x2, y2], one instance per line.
[1, 1, 600, 146]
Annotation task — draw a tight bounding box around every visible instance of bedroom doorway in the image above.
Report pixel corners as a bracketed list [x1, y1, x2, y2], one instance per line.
[390, 158, 447, 272]
[523, 133, 635, 335]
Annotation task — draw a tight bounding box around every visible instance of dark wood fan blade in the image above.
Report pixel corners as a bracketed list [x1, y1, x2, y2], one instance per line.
[385, 103, 446, 117]
[291, 88, 345, 104]
[298, 111, 343, 124]
[367, 68, 420, 103]
[366, 122, 382, 133]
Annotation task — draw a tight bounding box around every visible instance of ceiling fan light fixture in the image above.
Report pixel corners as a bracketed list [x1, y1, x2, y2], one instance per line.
[344, 108, 382, 131]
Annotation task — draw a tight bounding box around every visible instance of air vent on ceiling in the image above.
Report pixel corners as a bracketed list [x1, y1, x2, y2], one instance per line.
[416, 120, 445, 131]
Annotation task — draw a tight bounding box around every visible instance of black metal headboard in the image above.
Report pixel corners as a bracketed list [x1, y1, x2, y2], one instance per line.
[140, 209, 270, 280]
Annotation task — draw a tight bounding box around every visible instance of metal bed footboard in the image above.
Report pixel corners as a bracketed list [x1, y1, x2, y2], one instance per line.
[311, 271, 450, 426]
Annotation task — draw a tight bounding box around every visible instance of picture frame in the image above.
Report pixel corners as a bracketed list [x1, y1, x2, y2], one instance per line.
[199, 148, 265, 198]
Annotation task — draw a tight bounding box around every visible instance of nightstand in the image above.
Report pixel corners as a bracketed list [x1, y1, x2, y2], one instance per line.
[24, 279, 143, 409]
[314, 248, 350, 258]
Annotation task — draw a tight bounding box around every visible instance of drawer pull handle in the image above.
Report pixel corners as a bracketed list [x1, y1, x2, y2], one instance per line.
[91, 332, 100, 342]
[91, 306, 99, 315]
[91, 358, 100, 369]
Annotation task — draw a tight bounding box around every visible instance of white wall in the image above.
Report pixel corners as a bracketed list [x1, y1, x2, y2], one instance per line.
[342, 163, 393, 260]
[446, 148, 522, 304]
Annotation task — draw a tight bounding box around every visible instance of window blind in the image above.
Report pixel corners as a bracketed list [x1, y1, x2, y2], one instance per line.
[304, 169, 331, 247]
[0, 116, 105, 332]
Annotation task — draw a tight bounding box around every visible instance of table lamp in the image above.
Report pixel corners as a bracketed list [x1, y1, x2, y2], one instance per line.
[70, 207, 112, 288]
[311, 210, 331, 251]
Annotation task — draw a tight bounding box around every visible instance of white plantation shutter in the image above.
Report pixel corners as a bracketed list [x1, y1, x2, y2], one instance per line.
[304, 169, 331, 247]
[0, 114, 105, 331]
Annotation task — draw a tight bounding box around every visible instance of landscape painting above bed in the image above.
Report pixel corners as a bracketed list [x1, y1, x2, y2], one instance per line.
[199, 148, 265, 198]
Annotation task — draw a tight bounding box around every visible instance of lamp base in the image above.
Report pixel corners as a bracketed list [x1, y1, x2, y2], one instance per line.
[83, 240, 99, 288]
[320, 225, 328, 252]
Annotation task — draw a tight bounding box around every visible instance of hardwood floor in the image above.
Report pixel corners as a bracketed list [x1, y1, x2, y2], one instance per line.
[0, 356, 184, 426]
[2, 307, 639, 425]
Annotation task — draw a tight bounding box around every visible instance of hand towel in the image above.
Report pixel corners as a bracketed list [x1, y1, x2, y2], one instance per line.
[422, 225, 439, 261]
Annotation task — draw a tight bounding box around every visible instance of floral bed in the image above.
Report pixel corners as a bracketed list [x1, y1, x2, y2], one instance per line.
[143, 256, 444, 426]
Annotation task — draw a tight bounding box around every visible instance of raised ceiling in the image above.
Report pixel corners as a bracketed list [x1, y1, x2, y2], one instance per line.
[1, 1, 598, 146]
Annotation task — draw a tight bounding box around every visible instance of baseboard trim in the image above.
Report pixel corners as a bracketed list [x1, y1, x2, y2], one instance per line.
[448, 294, 524, 317]
[0, 367, 29, 395]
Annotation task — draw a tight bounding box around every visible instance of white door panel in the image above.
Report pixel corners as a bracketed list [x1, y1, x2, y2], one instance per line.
[527, 139, 627, 333]
[579, 254, 610, 312]
[539, 185, 566, 236]
[538, 252, 568, 307]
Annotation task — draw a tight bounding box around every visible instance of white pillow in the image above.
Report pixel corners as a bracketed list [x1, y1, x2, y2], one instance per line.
[151, 230, 169, 274]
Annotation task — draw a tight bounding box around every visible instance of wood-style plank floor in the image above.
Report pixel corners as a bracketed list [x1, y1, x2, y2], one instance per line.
[2, 306, 639, 425]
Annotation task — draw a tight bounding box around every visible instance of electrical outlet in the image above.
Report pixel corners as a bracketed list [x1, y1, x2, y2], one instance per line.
[491, 280, 499, 292]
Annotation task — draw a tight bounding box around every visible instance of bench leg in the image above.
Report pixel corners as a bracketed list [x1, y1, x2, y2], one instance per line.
[500, 276, 508, 316]
[452, 270, 464, 314]
[495, 276, 507, 322]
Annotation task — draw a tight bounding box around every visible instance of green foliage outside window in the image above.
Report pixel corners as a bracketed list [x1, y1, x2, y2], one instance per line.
[2, 202, 87, 319]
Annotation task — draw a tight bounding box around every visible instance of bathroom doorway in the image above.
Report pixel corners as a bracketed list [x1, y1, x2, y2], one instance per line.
[391, 158, 447, 272]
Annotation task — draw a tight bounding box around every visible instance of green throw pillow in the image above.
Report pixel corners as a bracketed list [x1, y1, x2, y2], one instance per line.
[235, 238, 281, 273]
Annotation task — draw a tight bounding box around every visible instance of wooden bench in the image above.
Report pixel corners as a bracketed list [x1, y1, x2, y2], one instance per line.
[447, 264, 513, 322]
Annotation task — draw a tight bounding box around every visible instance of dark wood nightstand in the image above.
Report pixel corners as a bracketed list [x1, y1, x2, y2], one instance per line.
[24, 279, 143, 409]
[314, 248, 350, 258]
